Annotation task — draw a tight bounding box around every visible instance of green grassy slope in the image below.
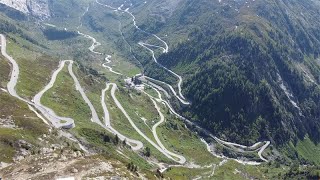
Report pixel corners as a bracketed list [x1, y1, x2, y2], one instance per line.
[0, 92, 48, 162]
[1, 0, 319, 178]
[0, 56, 10, 88]
[148, 0, 320, 160]
[294, 136, 320, 165]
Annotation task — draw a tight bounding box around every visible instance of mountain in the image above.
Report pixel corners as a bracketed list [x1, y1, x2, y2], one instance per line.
[124, 0, 320, 162]
[102, 0, 320, 164]
[0, 0, 319, 179]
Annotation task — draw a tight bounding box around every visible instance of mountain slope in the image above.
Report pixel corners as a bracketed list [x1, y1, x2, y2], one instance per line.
[133, 0, 320, 162]
[0, 0, 320, 178]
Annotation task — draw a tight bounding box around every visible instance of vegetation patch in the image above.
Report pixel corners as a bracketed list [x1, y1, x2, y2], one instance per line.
[0, 55, 10, 88]
[43, 28, 79, 41]
[295, 136, 320, 165]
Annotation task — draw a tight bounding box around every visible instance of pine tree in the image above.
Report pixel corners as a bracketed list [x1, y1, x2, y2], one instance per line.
[114, 134, 119, 145]
[145, 147, 151, 157]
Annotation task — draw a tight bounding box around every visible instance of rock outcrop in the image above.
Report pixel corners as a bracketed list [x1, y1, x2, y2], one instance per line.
[0, 0, 29, 14]
[26, 0, 50, 19]
[0, 0, 50, 19]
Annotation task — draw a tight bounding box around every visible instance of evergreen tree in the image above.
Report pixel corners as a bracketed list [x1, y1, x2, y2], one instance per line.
[145, 147, 151, 157]
[114, 134, 119, 145]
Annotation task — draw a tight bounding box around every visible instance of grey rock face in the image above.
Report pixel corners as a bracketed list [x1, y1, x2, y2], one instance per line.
[0, 0, 50, 19]
[26, 0, 50, 19]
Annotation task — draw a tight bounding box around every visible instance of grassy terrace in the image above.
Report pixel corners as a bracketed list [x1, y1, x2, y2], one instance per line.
[0, 55, 10, 88]
[117, 88, 159, 141]
[156, 102, 220, 165]
[39, 63, 115, 143]
[164, 155, 285, 179]
[294, 136, 320, 165]
[38, 62, 151, 166]
[104, 85, 174, 164]
[41, 64, 93, 129]
[165, 166, 213, 179]
[213, 160, 289, 180]
[6, 36, 59, 99]
[73, 66, 105, 121]
[38, 60, 173, 165]
[0, 45, 48, 163]
[143, 85, 160, 99]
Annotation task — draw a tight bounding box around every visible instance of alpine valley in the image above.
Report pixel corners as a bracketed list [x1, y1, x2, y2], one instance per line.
[0, 0, 319, 179]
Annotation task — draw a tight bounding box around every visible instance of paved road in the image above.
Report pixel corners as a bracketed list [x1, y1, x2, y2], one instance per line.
[78, 31, 122, 75]
[87, 0, 270, 165]
[1, 34, 74, 128]
[149, 96, 186, 164]
[76, 5, 187, 157]
[0, 34, 20, 99]
[96, 0, 188, 103]
[143, 76, 190, 105]
[67, 60, 102, 124]
[102, 83, 143, 150]
[258, 141, 270, 162]
[101, 83, 111, 127]
[138, 43, 187, 101]
[145, 82, 270, 163]
[109, 82, 186, 164]
[32, 60, 75, 128]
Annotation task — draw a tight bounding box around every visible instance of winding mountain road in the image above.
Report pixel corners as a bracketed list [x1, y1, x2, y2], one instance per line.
[143, 75, 190, 105]
[1, 34, 21, 100]
[102, 60, 122, 75]
[258, 141, 270, 162]
[149, 95, 186, 164]
[77, 7, 123, 76]
[78, 0, 271, 166]
[32, 60, 75, 128]
[76, 7, 187, 160]
[77, 31, 102, 55]
[36, 60, 142, 150]
[201, 138, 262, 166]
[101, 83, 143, 150]
[96, 0, 188, 103]
[144, 82, 270, 163]
[101, 83, 111, 127]
[1, 0, 272, 168]
[67, 60, 101, 124]
[109, 82, 186, 164]
[1, 34, 74, 128]
[77, 31, 123, 75]
[138, 43, 187, 102]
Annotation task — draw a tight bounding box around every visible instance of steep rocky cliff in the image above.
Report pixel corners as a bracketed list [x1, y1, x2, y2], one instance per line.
[0, 0, 50, 19]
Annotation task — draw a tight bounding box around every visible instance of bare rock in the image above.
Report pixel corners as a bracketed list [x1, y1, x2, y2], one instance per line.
[71, 167, 78, 173]
[41, 147, 53, 154]
[0, 116, 16, 129]
[0, 0, 50, 19]
[26, 0, 50, 19]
